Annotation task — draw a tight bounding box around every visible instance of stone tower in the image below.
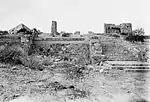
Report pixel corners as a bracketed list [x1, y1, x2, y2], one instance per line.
[120, 23, 132, 35]
[51, 21, 57, 37]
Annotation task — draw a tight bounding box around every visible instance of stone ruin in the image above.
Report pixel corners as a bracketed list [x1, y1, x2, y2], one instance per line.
[0, 24, 36, 55]
[0, 21, 138, 66]
[51, 21, 59, 37]
[89, 35, 105, 65]
[104, 23, 132, 35]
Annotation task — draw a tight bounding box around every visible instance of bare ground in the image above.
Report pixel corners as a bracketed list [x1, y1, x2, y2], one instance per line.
[0, 63, 149, 102]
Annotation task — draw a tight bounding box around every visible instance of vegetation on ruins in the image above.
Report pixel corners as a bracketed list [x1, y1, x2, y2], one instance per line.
[125, 28, 145, 43]
[0, 22, 149, 102]
[0, 44, 26, 65]
[61, 32, 72, 37]
[0, 22, 149, 71]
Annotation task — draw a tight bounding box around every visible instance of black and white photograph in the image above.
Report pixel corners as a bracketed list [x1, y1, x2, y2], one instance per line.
[0, 0, 149, 102]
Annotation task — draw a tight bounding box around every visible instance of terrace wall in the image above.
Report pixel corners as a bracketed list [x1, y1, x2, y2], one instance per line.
[30, 37, 91, 65]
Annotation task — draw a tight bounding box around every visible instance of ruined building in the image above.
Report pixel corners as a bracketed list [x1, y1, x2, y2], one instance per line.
[104, 23, 132, 35]
[0, 21, 142, 66]
[51, 21, 59, 37]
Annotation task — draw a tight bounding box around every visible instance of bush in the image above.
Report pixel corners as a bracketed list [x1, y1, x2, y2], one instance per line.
[125, 35, 145, 43]
[64, 65, 86, 80]
[27, 55, 46, 71]
[125, 28, 145, 43]
[0, 45, 46, 70]
[0, 46, 26, 65]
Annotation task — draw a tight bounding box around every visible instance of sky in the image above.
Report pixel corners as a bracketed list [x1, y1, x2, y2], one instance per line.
[0, 0, 149, 35]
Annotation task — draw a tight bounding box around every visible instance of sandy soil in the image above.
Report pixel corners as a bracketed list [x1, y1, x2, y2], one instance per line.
[0, 63, 149, 102]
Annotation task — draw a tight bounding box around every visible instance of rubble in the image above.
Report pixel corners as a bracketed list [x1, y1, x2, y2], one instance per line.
[0, 21, 148, 69]
[0, 21, 149, 102]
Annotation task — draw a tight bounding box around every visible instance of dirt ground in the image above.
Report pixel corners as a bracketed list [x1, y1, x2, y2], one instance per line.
[0, 63, 149, 102]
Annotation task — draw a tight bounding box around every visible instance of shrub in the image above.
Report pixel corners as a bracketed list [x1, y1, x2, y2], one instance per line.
[27, 55, 46, 71]
[125, 28, 145, 43]
[125, 35, 145, 43]
[0, 45, 46, 70]
[0, 46, 26, 65]
[64, 65, 86, 80]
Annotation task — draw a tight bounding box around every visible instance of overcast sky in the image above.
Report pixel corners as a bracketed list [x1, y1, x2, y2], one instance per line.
[0, 0, 149, 34]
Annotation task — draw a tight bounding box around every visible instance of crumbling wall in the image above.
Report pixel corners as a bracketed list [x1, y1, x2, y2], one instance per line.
[20, 35, 34, 55]
[0, 31, 35, 57]
[0, 36, 21, 52]
[104, 23, 132, 35]
[98, 35, 142, 61]
[8, 23, 37, 55]
[30, 40, 91, 65]
[51, 21, 59, 37]
[120, 23, 132, 34]
[104, 24, 121, 34]
[89, 35, 106, 65]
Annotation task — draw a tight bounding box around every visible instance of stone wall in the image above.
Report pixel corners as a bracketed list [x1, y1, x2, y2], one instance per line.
[30, 38, 91, 65]
[0, 32, 36, 56]
[120, 23, 132, 34]
[51, 21, 58, 37]
[104, 24, 121, 34]
[89, 35, 105, 65]
[0, 35, 21, 52]
[0, 36, 21, 44]
[98, 34, 140, 61]
[104, 23, 132, 35]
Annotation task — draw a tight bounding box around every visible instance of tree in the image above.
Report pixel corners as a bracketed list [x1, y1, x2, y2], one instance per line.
[132, 28, 144, 36]
[125, 28, 145, 42]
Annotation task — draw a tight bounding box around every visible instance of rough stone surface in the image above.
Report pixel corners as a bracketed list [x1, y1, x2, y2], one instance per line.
[104, 23, 121, 34]
[30, 43, 91, 66]
[51, 21, 58, 37]
[104, 23, 132, 35]
[0, 23, 148, 67]
[120, 23, 132, 34]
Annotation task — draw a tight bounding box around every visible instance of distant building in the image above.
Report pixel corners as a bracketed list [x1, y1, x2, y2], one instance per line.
[104, 23, 132, 35]
[9, 24, 31, 35]
[51, 21, 59, 37]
